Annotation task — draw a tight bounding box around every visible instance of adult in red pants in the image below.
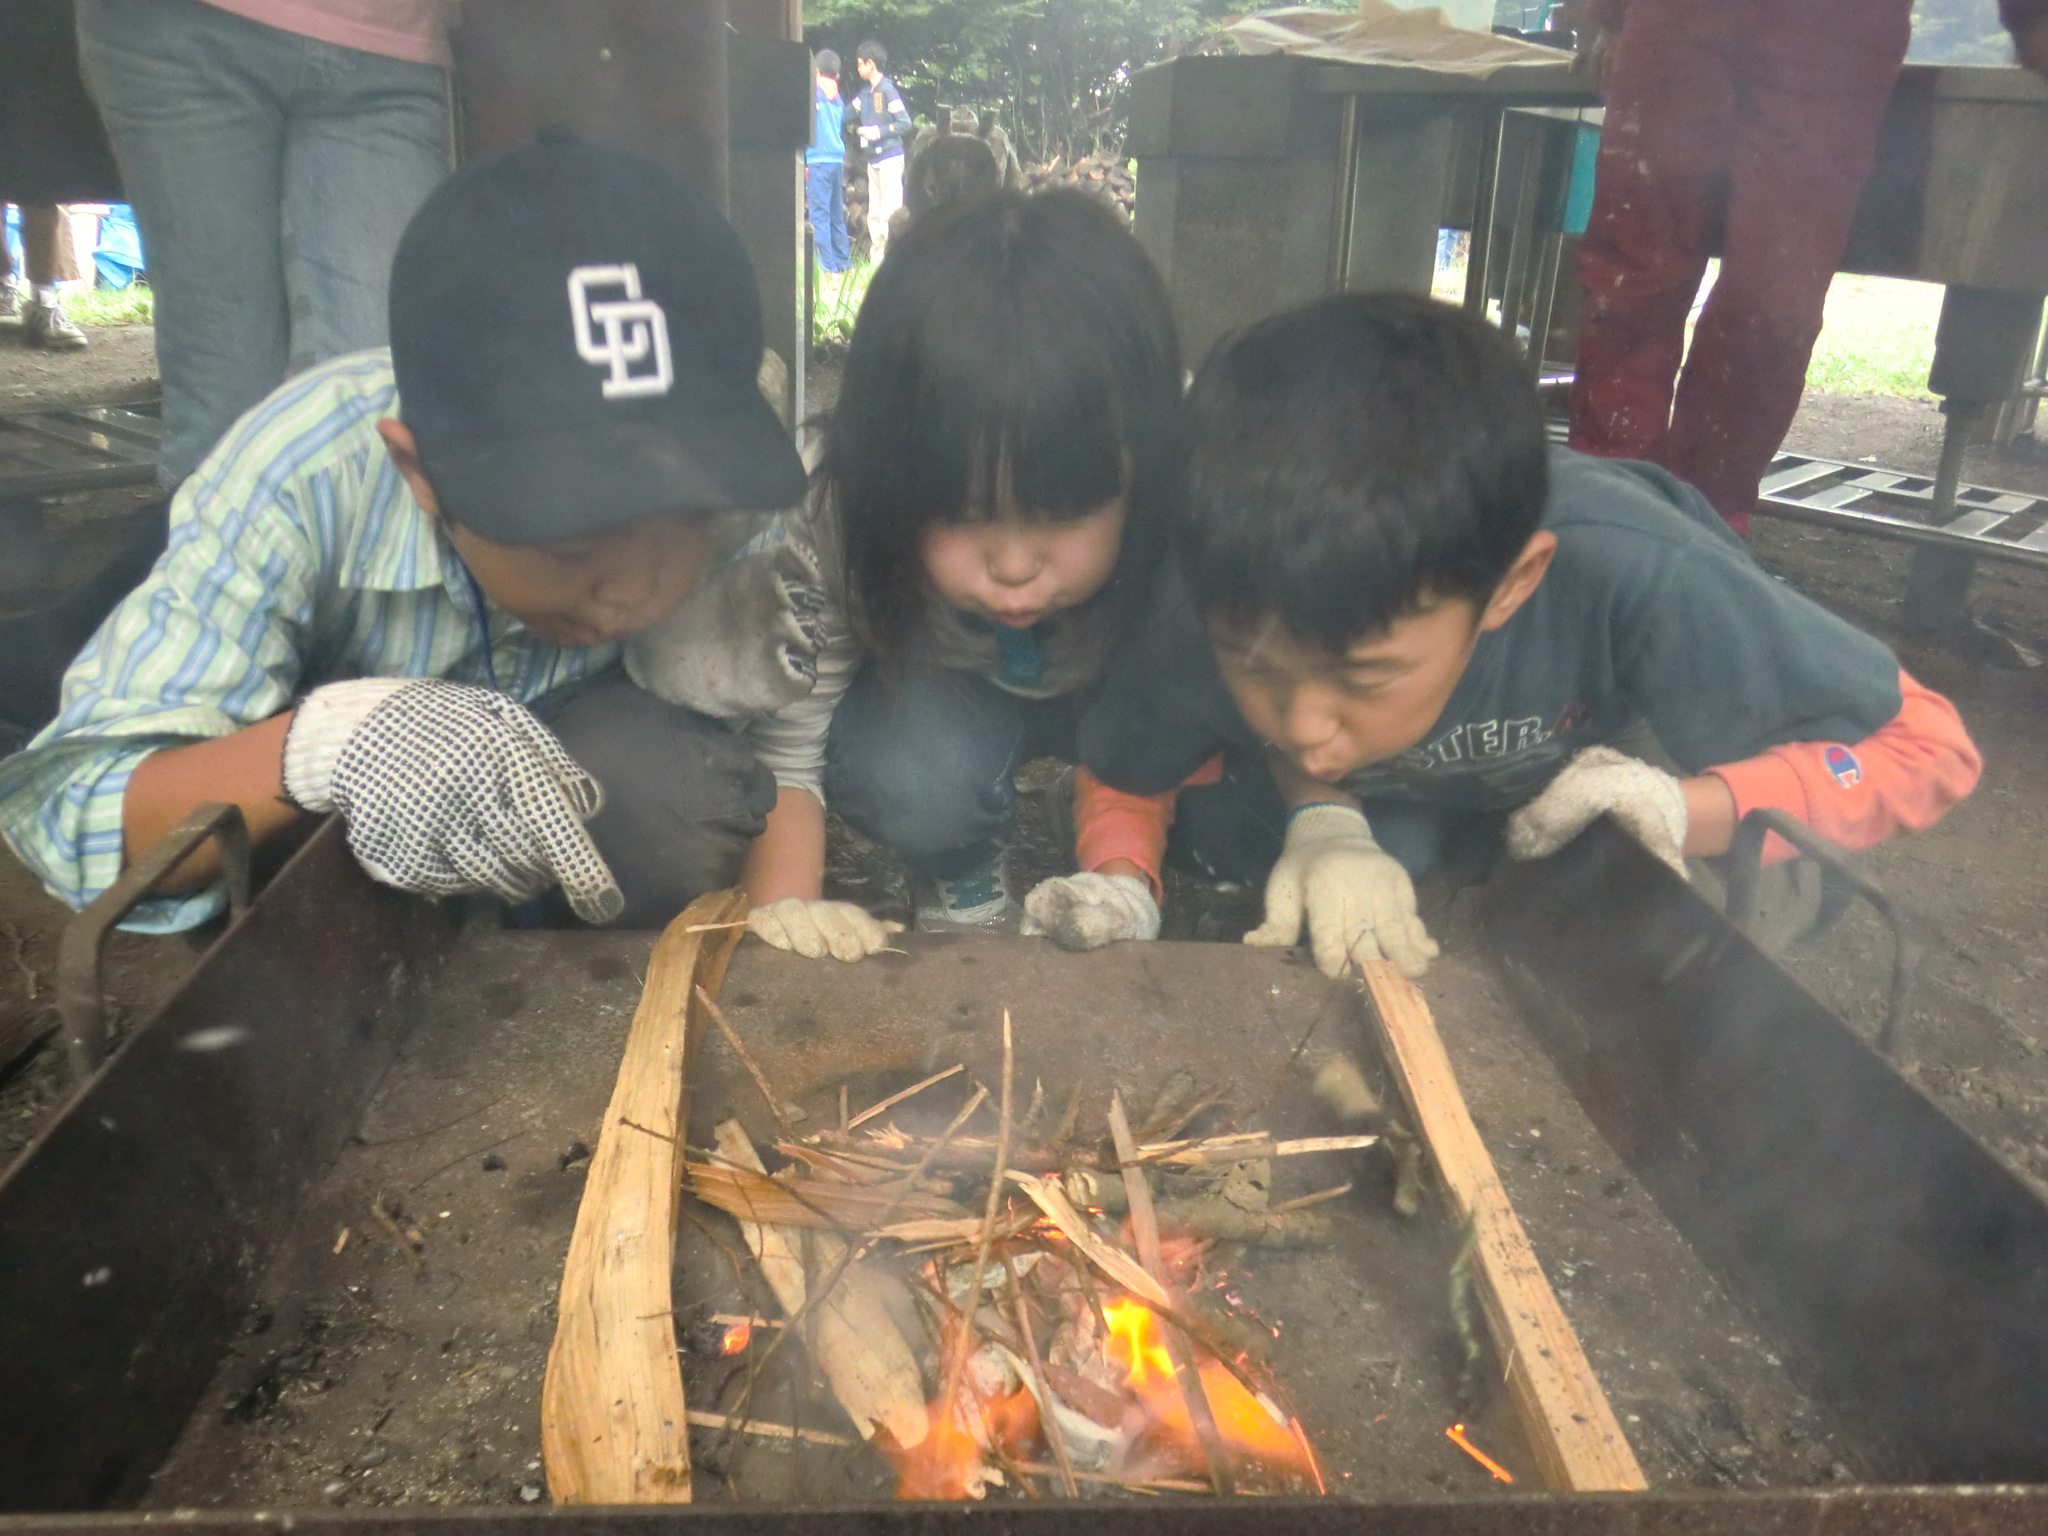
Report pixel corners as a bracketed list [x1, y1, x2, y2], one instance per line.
[1568, 0, 1912, 537]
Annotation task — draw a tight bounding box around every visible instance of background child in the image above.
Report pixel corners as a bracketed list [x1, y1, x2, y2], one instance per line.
[630, 189, 1185, 955]
[0, 132, 809, 933]
[806, 51, 850, 276]
[1081, 291, 1981, 978]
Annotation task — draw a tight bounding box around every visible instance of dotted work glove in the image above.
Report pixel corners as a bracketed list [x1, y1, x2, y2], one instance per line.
[1505, 744, 1688, 876]
[625, 540, 827, 717]
[1244, 804, 1438, 980]
[1021, 871, 1161, 952]
[748, 898, 904, 962]
[282, 678, 624, 924]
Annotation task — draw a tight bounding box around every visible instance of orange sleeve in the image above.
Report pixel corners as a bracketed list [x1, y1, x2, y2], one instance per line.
[1073, 755, 1225, 899]
[1705, 670, 1981, 863]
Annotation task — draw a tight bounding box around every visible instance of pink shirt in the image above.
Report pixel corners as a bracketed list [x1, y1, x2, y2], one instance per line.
[197, 0, 452, 67]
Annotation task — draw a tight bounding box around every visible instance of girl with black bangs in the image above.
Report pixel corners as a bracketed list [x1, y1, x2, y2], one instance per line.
[820, 185, 1183, 938]
[678, 187, 1193, 958]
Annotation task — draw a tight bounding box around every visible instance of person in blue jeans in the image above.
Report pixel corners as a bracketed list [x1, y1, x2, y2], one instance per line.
[806, 50, 850, 275]
[74, 0, 452, 491]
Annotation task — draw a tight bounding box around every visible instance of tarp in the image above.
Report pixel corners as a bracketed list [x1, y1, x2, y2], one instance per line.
[1213, 3, 1571, 78]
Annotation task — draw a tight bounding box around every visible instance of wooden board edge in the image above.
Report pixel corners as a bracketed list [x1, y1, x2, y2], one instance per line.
[1356, 958, 1649, 1493]
[541, 888, 751, 1505]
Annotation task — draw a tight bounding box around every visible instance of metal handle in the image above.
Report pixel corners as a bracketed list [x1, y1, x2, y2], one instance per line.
[57, 802, 251, 1080]
[1724, 807, 1926, 1061]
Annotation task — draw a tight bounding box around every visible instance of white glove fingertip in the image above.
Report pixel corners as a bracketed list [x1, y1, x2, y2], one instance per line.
[568, 879, 626, 927]
[747, 906, 793, 952]
[1247, 870, 1306, 950]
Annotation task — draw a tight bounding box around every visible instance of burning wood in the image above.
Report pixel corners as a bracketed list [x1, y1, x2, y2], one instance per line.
[679, 1024, 1355, 1500]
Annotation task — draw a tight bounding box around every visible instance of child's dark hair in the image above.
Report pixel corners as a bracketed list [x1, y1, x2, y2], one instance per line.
[1183, 292, 1548, 654]
[822, 188, 1184, 665]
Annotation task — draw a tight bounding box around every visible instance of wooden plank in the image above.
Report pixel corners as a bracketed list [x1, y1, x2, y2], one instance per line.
[1356, 959, 1648, 1493]
[540, 887, 750, 1505]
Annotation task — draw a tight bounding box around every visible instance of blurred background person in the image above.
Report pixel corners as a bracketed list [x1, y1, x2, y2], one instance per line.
[74, 0, 454, 489]
[807, 48, 850, 279]
[2, 205, 88, 350]
[847, 40, 910, 263]
[1567, 0, 1913, 537]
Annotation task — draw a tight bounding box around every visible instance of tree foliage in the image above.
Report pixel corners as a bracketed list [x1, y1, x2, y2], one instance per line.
[806, 0, 1227, 164]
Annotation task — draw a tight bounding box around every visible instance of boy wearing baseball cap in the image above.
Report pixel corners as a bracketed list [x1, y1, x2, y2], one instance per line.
[0, 131, 826, 934]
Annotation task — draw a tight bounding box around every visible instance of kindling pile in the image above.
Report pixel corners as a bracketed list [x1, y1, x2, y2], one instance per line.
[680, 1009, 1377, 1498]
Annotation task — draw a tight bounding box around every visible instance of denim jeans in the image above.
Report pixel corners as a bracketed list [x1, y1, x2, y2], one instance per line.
[539, 673, 777, 929]
[805, 161, 849, 272]
[823, 662, 1398, 888]
[75, 0, 451, 488]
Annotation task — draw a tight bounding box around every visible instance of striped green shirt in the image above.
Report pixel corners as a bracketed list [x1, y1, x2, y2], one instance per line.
[0, 350, 618, 932]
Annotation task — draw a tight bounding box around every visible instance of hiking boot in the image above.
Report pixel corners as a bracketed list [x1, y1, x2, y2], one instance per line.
[22, 298, 87, 351]
[915, 852, 1016, 933]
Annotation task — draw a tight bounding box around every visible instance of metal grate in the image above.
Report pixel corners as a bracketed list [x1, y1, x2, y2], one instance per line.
[1755, 451, 2048, 570]
[0, 400, 162, 497]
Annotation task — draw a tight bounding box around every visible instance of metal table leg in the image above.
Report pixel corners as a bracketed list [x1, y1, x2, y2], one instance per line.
[1901, 285, 2044, 630]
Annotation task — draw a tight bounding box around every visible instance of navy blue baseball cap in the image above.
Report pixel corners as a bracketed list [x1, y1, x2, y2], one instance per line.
[390, 128, 807, 545]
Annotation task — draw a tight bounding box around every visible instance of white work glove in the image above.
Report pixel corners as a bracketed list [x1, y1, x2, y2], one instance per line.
[282, 678, 624, 923]
[1244, 804, 1438, 980]
[1505, 744, 1688, 876]
[1021, 871, 1160, 952]
[748, 897, 904, 961]
[625, 540, 827, 717]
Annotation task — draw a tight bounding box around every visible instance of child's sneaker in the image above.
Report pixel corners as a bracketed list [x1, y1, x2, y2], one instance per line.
[23, 297, 87, 351]
[916, 852, 1016, 933]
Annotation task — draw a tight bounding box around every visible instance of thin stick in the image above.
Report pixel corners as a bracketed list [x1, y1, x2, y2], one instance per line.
[696, 983, 794, 1139]
[1109, 1093, 1234, 1497]
[1011, 1288, 1078, 1497]
[846, 1063, 966, 1130]
[1273, 1181, 1353, 1213]
[682, 920, 752, 933]
[406, 1129, 527, 1192]
[1013, 1461, 1208, 1495]
[938, 1012, 1015, 1422]
[1447, 1422, 1515, 1484]
[1049, 1084, 1083, 1153]
[839, 1083, 850, 1131]
[357, 1092, 508, 1148]
[369, 1195, 425, 1276]
[1224, 975, 1347, 1134]
[684, 1409, 852, 1447]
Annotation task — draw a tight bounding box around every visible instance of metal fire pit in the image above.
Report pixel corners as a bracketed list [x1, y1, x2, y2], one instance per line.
[2, 817, 2047, 1532]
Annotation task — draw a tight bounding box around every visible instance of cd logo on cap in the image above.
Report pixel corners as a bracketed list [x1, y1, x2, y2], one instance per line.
[569, 264, 673, 400]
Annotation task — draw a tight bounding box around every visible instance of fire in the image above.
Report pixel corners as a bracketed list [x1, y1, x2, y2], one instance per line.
[884, 1384, 1038, 1499]
[719, 1320, 752, 1356]
[1102, 1298, 1313, 1478]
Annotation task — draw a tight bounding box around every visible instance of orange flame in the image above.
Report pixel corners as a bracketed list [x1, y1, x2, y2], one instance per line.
[1102, 1298, 1313, 1478]
[719, 1320, 752, 1356]
[884, 1385, 1039, 1500]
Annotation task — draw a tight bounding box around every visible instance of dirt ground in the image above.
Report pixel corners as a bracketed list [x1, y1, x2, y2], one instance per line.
[3, 331, 2048, 1499]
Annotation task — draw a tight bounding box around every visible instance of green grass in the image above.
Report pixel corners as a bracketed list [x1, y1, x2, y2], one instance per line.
[811, 257, 874, 351]
[1804, 272, 1941, 399]
[60, 281, 152, 327]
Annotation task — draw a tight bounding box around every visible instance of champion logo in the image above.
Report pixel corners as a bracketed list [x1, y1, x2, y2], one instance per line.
[1824, 745, 1861, 788]
[568, 263, 673, 399]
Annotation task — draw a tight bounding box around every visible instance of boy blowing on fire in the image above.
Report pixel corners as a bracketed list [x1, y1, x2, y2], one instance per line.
[1075, 292, 1981, 977]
